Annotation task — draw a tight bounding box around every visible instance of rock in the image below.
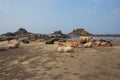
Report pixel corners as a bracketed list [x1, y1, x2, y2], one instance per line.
[0, 28, 51, 41]
[45, 38, 67, 44]
[19, 37, 30, 44]
[49, 30, 68, 38]
[68, 28, 91, 36]
[35, 34, 50, 40]
[45, 39, 54, 44]
[0, 36, 17, 41]
[1, 32, 16, 36]
[14, 28, 28, 35]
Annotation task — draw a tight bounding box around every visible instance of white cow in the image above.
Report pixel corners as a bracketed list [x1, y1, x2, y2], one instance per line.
[57, 46, 74, 53]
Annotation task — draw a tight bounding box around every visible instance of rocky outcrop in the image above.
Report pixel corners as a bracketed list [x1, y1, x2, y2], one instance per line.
[0, 28, 50, 41]
[1, 28, 30, 37]
[0, 36, 18, 41]
[35, 34, 50, 40]
[14, 28, 29, 35]
[1, 32, 16, 36]
[68, 28, 91, 36]
[0, 28, 93, 42]
[48, 30, 68, 38]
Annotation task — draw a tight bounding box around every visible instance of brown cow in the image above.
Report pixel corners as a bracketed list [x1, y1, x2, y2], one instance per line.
[84, 42, 93, 48]
[100, 41, 112, 47]
[8, 40, 20, 49]
[92, 40, 101, 46]
[65, 40, 80, 48]
[92, 40, 112, 47]
[80, 36, 93, 43]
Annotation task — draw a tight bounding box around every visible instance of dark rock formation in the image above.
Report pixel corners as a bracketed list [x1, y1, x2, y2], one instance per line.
[1, 32, 16, 36]
[35, 34, 50, 40]
[14, 28, 29, 35]
[0, 28, 50, 41]
[45, 38, 67, 44]
[68, 28, 91, 36]
[18, 37, 30, 44]
[45, 39, 55, 44]
[49, 30, 68, 38]
[0, 36, 18, 41]
[1, 28, 30, 37]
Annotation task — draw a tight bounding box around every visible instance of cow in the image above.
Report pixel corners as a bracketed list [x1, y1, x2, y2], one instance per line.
[65, 40, 80, 48]
[80, 36, 93, 43]
[84, 42, 93, 48]
[57, 42, 65, 47]
[57, 46, 74, 53]
[92, 39, 112, 47]
[100, 41, 112, 47]
[91, 40, 101, 46]
[8, 40, 20, 49]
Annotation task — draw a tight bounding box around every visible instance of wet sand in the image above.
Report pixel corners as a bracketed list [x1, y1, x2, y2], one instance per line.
[0, 41, 120, 80]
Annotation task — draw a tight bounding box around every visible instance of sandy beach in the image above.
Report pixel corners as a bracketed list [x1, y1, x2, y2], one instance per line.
[0, 41, 120, 80]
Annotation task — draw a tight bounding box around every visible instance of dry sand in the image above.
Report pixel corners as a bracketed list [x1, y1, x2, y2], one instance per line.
[0, 41, 120, 80]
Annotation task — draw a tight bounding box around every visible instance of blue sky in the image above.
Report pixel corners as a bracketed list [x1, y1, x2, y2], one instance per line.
[0, 0, 120, 34]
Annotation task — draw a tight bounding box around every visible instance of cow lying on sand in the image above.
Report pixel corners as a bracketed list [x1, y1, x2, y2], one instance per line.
[84, 42, 93, 48]
[57, 41, 75, 53]
[92, 40, 112, 47]
[65, 40, 80, 48]
[8, 40, 20, 49]
[57, 46, 74, 53]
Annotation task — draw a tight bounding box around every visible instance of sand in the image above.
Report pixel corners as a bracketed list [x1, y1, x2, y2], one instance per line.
[0, 41, 120, 80]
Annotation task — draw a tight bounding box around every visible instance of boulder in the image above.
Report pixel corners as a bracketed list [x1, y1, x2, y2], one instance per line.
[45, 39, 54, 44]
[19, 37, 30, 44]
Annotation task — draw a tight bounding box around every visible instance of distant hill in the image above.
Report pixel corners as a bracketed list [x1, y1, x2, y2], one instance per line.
[0, 28, 49, 41]
[0, 28, 120, 41]
[1, 28, 32, 36]
[67, 28, 92, 36]
[0, 28, 68, 41]
[48, 30, 68, 38]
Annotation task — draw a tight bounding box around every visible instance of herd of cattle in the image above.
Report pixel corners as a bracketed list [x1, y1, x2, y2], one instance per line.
[57, 36, 112, 53]
[0, 36, 112, 52]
